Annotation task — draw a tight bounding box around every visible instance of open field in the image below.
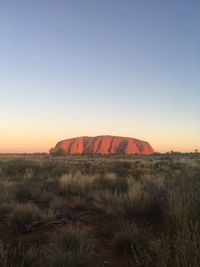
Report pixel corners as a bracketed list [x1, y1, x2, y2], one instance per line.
[0, 153, 200, 267]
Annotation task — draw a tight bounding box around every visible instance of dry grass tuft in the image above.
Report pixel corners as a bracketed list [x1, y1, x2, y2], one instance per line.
[10, 203, 41, 230]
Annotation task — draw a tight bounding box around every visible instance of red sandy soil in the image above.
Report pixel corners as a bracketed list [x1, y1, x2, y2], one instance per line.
[0, 201, 152, 267]
[53, 135, 154, 155]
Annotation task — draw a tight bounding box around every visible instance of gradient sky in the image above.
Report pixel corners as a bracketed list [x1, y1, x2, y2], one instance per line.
[0, 0, 200, 153]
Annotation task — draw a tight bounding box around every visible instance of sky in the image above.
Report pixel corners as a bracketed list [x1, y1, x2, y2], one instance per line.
[0, 0, 200, 153]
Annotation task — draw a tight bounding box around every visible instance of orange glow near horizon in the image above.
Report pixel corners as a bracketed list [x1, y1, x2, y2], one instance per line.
[0, 130, 199, 153]
[1, 115, 199, 154]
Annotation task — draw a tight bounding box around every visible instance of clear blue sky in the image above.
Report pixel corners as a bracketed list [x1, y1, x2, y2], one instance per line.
[0, 0, 200, 152]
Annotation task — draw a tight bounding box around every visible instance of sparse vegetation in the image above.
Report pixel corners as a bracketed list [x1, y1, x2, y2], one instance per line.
[10, 203, 41, 231]
[58, 171, 97, 197]
[113, 222, 150, 255]
[43, 224, 97, 267]
[0, 153, 200, 266]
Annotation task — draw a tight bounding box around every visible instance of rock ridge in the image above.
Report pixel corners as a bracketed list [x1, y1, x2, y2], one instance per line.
[50, 135, 154, 155]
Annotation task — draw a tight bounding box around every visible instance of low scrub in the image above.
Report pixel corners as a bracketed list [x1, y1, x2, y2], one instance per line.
[0, 241, 41, 267]
[93, 189, 125, 215]
[0, 153, 200, 266]
[165, 188, 200, 231]
[58, 171, 97, 197]
[43, 224, 97, 267]
[132, 225, 200, 267]
[113, 222, 150, 255]
[10, 203, 41, 230]
[15, 180, 43, 202]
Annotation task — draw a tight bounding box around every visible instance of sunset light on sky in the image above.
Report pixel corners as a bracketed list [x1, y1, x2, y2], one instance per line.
[0, 0, 199, 153]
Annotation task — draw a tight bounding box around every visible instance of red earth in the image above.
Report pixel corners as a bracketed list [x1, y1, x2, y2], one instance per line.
[52, 135, 154, 155]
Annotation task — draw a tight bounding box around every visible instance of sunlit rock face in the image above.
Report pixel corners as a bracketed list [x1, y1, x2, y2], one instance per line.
[51, 135, 154, 155]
